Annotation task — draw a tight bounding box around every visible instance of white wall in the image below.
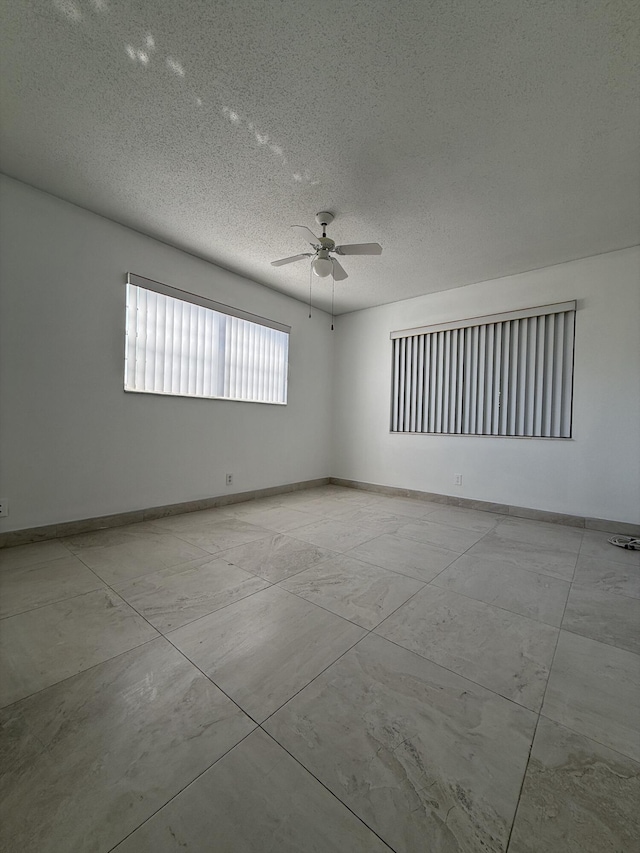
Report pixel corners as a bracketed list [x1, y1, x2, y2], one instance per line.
[0, 176, 333, 531]
[3, 176, 638, 531]
[332, 247, 640, 523]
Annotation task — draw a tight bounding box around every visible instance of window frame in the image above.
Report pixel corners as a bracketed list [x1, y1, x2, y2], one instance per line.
[124, 273, 291, 405]
[389, 301, 576, 439]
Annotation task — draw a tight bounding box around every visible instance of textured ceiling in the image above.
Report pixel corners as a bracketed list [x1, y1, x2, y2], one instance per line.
[1, 0, 639, 314]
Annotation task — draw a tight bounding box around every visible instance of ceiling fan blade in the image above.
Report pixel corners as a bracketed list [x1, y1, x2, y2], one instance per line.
[335, 242, 382, 256]
[271, 253, 312, 267]
[331, 258, 348, 280]
[291, 225, 320, 246]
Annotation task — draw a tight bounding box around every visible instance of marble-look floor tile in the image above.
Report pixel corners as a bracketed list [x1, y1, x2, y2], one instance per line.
[493, 517, 584, 552]
[0, 588, 158, 708]
[222, 534, 333, 583]
[423, 506, 503, 532]
[266, 633, 536, 853]
[562, 584, 640, 654]
[205, 500, 267, 519]
[114, 557, 269, 633]
[509, 508, 583, 527]
[318, 487, 379, 506]
[508, 717, 640, 853]
[320, 500, 383, 519]
[148, 507, 229, 532]
[225, 505, 323, 533]
[367, 495, 437, 518]
[291, 518, 378, 552]
[174, 518, 273, 553]
[376, 586, 557, 710]
[580, 529, 640, 566]
[0, 639, 254, 853]
[61, 522, 162, 552]
[113, 728, 392, 852]
[76, 534, 211, 585]
[169, 586, 365, 722]
[573, 554, 640, 599]
[293, 485, 345, 499]
[0, 553, 104, 619]
[315, 505, 409, 533]
[347, 533, 459, 582]
[466, 530, 577, 580]
[274, 493, 356, 514]
[358, 508, 431, 533]
[432, 555, 570, 627]
[0, 539, 70, 570]
[280, 554, 424, 629]
[395, 519, 486, 553]
[542, 631, 640, 762]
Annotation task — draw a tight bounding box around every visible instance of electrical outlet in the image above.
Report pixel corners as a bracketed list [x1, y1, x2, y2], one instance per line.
[0, 498, 8, 517]
[453, 474, 463, 486]
[225, 474, 233, 486]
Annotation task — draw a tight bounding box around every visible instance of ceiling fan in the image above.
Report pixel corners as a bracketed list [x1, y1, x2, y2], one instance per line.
[271, 212, 382, 280]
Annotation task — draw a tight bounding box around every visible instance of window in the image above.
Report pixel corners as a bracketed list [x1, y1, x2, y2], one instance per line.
[390, 301, 576, 438]
[124, 274, 290, 404]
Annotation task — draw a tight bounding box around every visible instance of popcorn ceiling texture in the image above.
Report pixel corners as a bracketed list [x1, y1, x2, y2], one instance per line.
[1, 0, 638, 313]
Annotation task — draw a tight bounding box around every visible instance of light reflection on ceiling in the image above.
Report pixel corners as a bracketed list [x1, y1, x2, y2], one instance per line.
[0, 0, 638, 314]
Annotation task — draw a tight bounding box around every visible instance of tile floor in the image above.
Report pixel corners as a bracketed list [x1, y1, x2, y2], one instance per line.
[1, 486, 638, 852]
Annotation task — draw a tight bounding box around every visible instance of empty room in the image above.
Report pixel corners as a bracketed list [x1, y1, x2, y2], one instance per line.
[0, 1, 639, 851]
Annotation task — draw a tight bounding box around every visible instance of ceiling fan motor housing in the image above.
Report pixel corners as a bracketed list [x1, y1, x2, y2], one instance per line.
[315, 211, 334, 228]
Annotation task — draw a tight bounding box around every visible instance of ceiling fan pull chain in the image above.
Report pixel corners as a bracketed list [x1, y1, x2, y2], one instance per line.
[331, 273, 335, 331]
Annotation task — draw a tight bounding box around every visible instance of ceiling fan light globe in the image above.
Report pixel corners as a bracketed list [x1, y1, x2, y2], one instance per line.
[312, 256, 333, 277]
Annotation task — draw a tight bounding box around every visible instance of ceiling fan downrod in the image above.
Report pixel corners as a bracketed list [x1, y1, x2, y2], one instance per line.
[315, 211, 334, 239]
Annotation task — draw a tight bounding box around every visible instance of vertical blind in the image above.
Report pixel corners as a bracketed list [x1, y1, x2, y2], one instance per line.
[125, 275, 290, 404]
[390, 302, 576, 437]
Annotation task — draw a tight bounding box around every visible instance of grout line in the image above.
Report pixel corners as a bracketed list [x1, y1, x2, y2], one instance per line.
[333, 519, 495, 586]
[251, 620, 376, 728]
[568, 576, 640, 602]
[258, 728, 398, 852]
[338, 543, 459, 584]
[0, 579, 107, 622]
[442, 528, 581, 584]
[168, 528, 273, 550]
[69, 553, 262, 725]
[273, 582, 387, 631]
[367, 631, 542, 716]
[275, 569, 428, 633]
[557, 625, 640, 658]
[104, 727, 258, 853]
[504, 564, 574, 852]
[153, 580, 273, 635]
[534, 711, 640, 764]
[252, 581, 433, 729]
[0, 550, 70, 569]
[259, 544, 531, 731]
[161, 632, 262, 726]
[426, 566, 569, 628]
[0, 632, 162, 714]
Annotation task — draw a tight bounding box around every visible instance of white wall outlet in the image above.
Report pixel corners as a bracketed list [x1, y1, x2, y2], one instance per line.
[453, 474, 463, 486]
[0, 498, 8, 517]
[225, 474, 233, 486]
